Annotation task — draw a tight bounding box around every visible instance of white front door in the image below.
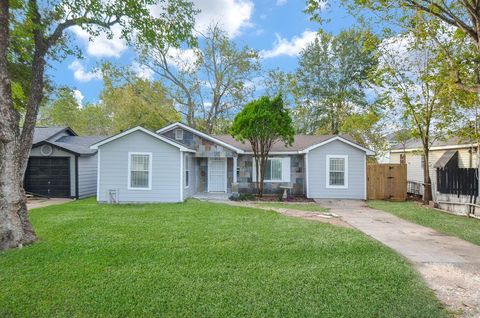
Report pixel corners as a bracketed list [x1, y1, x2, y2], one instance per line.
[208, 158, 227, 192]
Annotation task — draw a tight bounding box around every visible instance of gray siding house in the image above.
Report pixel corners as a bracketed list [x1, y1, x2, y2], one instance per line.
[25, 127, 105, 198]
[91, 123, 374, 203]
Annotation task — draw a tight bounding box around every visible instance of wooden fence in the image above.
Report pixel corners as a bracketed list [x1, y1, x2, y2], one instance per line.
[437, 168, 478, 196]
[367, 164, 407, 201]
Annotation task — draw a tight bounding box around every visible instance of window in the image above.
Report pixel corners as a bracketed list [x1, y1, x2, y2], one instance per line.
[252, 157, 290, 182]
[264, 158, 282, 181]
[400, 153, 406, 164]
[175, 129, 183, 140]
[326, 155, 348, 188]
[128, 153, 152, 190]
[184, 154, 190, 188]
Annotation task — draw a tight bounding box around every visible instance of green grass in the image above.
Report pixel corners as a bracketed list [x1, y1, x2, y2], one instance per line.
[369, 200, 480, 246]
[255, 202, 328, 212]
[0, 198, 446, 317]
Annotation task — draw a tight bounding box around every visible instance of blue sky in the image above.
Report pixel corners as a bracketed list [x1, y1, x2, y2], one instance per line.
[47, 0, 359, 106]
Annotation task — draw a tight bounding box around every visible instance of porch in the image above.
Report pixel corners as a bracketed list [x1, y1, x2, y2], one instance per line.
[194, 156, 238, 194]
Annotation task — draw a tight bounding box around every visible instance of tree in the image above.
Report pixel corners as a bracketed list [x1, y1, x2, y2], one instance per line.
[231, 95, 294, 196]
[38, 88, 81, 129]
[306, 0, 480, 94]
[292, 29, 378, 135]
[100, 67, 180, 133]
[140, 24, 260, 133]
[375, 32, 461, 203]
[0, 0, 196, 250]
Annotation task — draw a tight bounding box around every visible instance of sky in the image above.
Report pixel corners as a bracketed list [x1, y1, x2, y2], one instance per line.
[47, 0, 360, 107]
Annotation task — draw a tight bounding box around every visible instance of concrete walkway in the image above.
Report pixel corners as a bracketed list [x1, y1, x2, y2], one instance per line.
[27, 198, 73, 210]
[316, 199, 480, 318]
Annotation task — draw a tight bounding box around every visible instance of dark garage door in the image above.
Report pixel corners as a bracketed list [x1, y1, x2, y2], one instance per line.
[25, 157, 71, 198]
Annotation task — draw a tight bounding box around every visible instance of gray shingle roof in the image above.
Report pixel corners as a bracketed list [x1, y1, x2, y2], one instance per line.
[213, 134, 360, 152]
[49, 136, 109, 155]
[33, 127, 74, 144]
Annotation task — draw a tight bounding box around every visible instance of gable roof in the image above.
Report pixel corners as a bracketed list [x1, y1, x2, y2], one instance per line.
[33, 127, 76, 144]
[44, 136, 109, 156]
[90, 126, 196, 152]
[157, 122, 245, 153]
[214, 134, 375, 155]
[390, 137, 476, 152]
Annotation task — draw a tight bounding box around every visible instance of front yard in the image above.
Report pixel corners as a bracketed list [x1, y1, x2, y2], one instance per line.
[369, 201, 480, 246]
[0, 199, 445, 317]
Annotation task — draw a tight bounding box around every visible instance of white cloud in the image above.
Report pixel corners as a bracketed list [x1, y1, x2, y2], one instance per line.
[72, 89, 84, 107]
[193, 0, 254, 38]
[68, 60, 102, 82]
[166, 48, 199, 72]
[261, 30, 317, 59]
[276, 0, 287, 6]
[70, 25, 127, 58]
[132, 62, 154, 80]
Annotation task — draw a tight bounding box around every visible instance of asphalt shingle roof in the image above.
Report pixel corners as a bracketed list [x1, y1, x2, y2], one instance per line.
[51, 136, 109, 155]
[213, 134, 360, 152]
[33, 127, 73, 144]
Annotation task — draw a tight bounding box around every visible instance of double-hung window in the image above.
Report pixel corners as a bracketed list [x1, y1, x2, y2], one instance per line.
[128, 152, 152, 190]
[326, 155, 348, 188]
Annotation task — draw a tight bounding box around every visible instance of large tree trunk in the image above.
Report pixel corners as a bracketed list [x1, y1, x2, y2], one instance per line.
[0, 0, 35, 249]
[0, 139, 36, 249]
[0, 0, 48, 249]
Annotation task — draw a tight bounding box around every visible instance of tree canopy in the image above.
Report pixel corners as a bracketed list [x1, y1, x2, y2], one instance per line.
[231, 95, 294, 196]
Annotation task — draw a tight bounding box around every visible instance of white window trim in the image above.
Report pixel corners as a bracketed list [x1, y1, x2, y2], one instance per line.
[184, 154, 190, 188]
[252, 157, 290, 183]
[264, 158, 283, 182]
[128, 152, 152, 190]
[326, 155, 348, 189]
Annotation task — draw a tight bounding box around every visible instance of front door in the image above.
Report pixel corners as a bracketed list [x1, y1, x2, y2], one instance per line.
[208, 158, 227, 192]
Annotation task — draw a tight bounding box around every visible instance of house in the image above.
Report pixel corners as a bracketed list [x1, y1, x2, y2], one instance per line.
[25, 127, 106, 198]
[389, 137, 478, 195]
[91, 122, 374, 203]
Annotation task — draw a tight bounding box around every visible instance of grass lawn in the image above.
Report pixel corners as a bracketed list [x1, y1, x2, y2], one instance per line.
[369, 200, 480, 246]
[0, 199, 446, 317]
[254, 202, 328, 212]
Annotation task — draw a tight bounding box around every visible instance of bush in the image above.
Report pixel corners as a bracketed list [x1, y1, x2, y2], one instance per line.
[229, 193, 256, 201]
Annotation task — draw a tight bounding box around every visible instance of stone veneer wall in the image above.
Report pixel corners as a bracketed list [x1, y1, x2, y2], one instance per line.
[237, 154, 305, 196]
[162, 128, 236, 158]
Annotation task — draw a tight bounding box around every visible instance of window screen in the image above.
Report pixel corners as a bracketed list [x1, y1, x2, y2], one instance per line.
[265, 159, 282, 181]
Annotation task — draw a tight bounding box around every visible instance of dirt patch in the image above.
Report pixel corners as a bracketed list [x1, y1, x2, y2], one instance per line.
[418, 263, 480, 318]
[214, 200, 351, 228]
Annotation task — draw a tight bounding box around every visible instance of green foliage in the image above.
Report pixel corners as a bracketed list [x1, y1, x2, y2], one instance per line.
[231, 95, 295, 148]
[39, 69, 180, 135]
[100, 65, 180, 133]
[231, 95, 294, 196]
[229, 193, 256, 201]
[292, 29, 379, 135]
[0, 198, 446, 317]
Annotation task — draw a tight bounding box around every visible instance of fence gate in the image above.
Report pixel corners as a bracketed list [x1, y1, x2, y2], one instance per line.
[367, 164, 407, 201]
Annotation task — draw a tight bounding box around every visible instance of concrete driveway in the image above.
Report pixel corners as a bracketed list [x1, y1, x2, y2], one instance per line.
[315, 199, 480, 317]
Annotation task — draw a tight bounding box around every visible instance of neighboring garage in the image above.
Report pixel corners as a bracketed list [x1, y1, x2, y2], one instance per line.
[25, 157, 70, 197]
[25, 127, 106, 199]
